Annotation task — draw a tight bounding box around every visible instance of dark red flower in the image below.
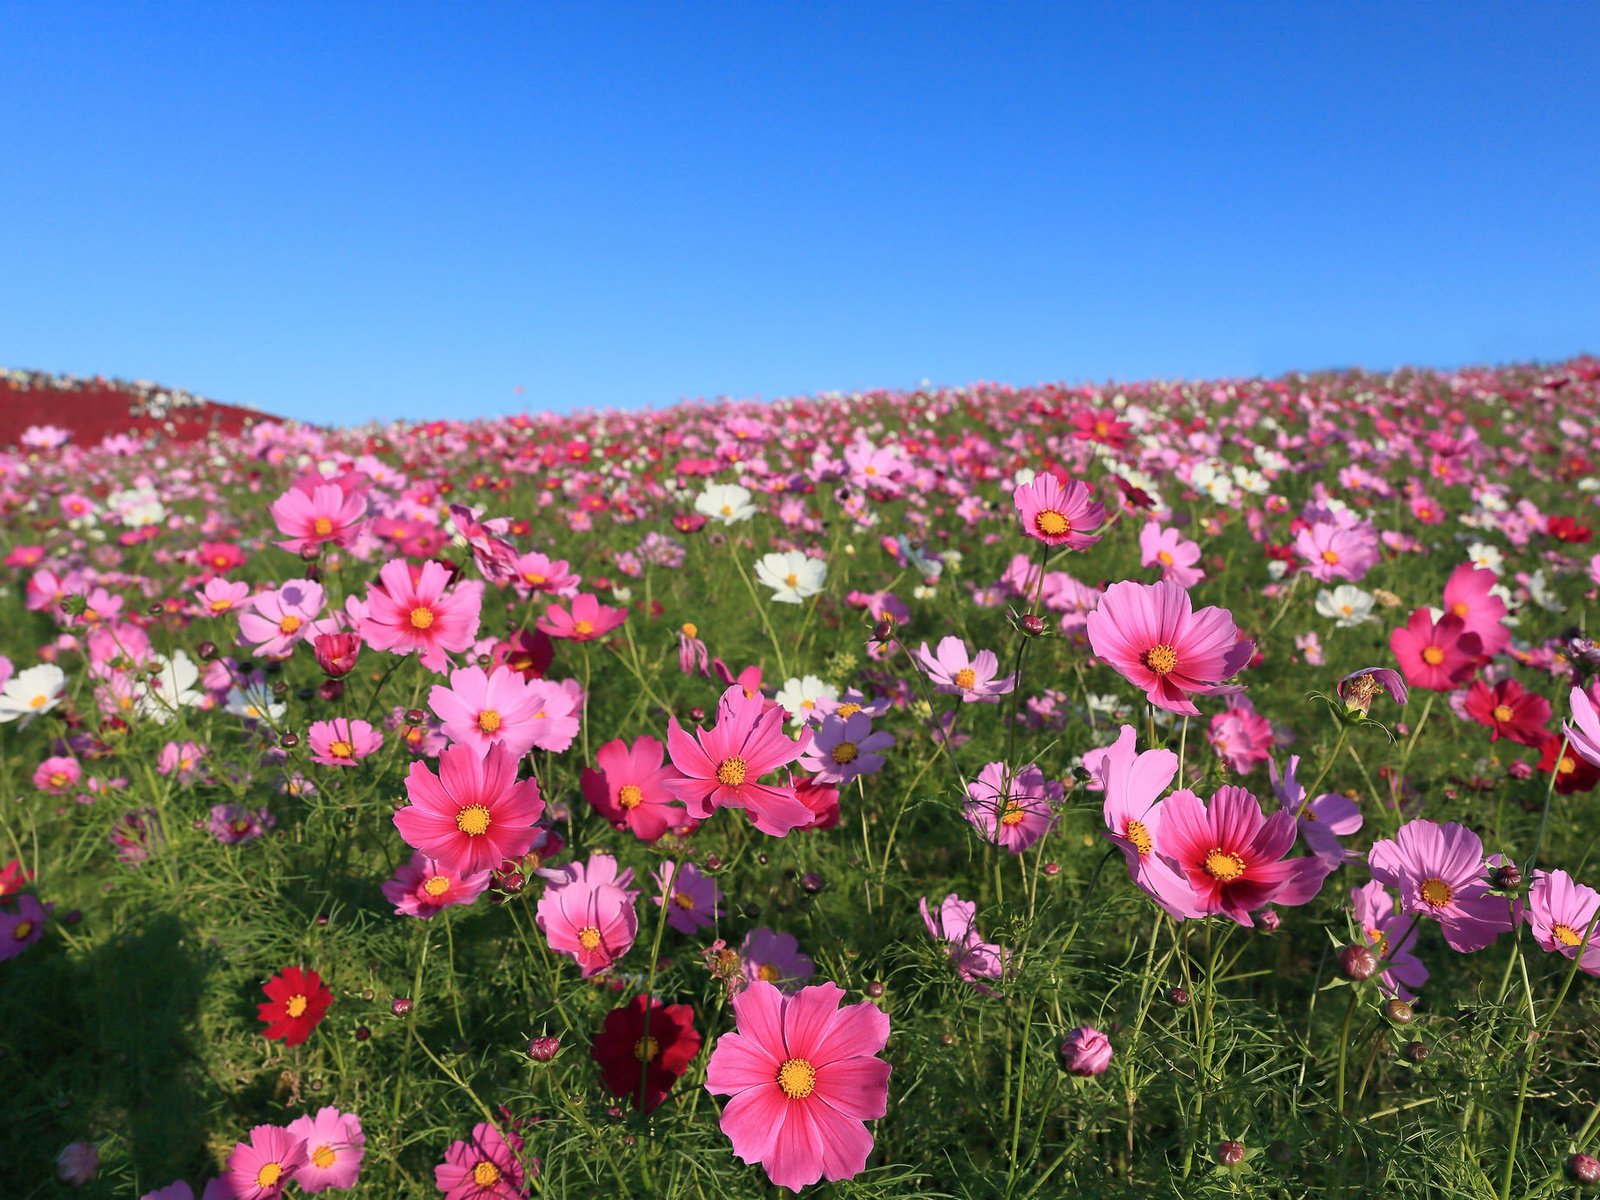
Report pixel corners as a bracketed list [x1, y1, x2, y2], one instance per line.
[313, 631, 362, 678]
[0, 858, 33, 902]
[257, 966, 333, 1046]
[1537, 734, 1600, 795]
[590, 995, 702, 1112]
[1548, 515, 1593, 544]
[1463, 678, 1550, 747]
[493, 629, 555, 681]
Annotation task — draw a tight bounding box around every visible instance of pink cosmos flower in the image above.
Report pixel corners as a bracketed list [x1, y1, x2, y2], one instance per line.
[1156, 786, 1329, 926]
[654, 860, 722, 933]
[197, 577, 251, 617]
[1388, 610, 1482, 692]
[1139, 522, 1204, 587]
[209, 804, 274, 845]
[382, 851, 493, 918]
[434, 1122, 531, 1200]
[226, 1124, 307, 1200]
[1082, 724, 1200, 919]
[307, 718, 383, 767]
[313, 632, 361, 678]
[920, 893, 1007, 989]
[535, 593, 627, 642]
[665, 685, 814, 837]
[1525, 869, 1600, 975]
[271, 482, 369, 555]
[285, 1106, 365, 1193]
[1012, 473, 1105, 550]
[582, 735, 683, 841]
[739, 927, 815, 992]
[238, 581, 325, 660]
[535, 854, 639, 977]
[393, 742, 546, 876]
[1060, 1026, 1113, 1076]
[1351, 880, 1428, 1001]
[0, 894, 48, 961]
[1206, 698, 1274, 775]
[1368, 819, 1515, 952]
[1442, 563, 1510, 657]
[361, 559, 484, 674]
[157, 740, 207, 782]
[962, 761, 1061, 853]
[1086, 580, 1254, 716]
[705, 980, 890, 1192]
[429, 665, 544, 759]
[1565, 686, 1600, 769]
[1294, 519, 1380, 582]
[33, 755, 81, 794]
[510, 551, 581, 597]
[521, 678, 581, 753]
[797, 711, 895, 785]
[915, 636, 1015, 703]
[1268, 755, 1362, 866]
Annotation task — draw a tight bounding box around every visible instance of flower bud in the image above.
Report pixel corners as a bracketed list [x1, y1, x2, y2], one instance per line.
[1403, 1040, 1428, 1063]
[1569, 1154, 1600, 1185]
[1492, 863, 1523, 891]
[1020, 614, 1048, 638]
[1168, 986, 1189, 1007]
[1339, 944, 1378, 981]
[1217, 1140, 1245, 1167]
[1385, 999, 1414, 1025]
[1060, 1026, 1113, 1076]
[527, 1035, 561, 1062]
[391, 996, 414, 1016]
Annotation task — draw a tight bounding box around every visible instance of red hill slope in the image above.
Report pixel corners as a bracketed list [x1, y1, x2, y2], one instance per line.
[1, 370, 271, 448]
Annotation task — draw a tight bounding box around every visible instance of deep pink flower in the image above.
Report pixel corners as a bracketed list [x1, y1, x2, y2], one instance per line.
[962, 762, 1060, 854]
[271, 482, 368, 555]
[535, 854, 638, 977]
[361, 559, 484, 674]
[1442, 563, 1510, 657]
[225, 1125, 307, 1200]
[1367, 819, 1515, 952]
[1083, 725, 1199, 919]
[434, 1122, 531, 1200]
[1525, 869, 1600, 975]
[33, 755, 81, 794]
[285, 1106, 365, 1193]
[1565, 686, 1600, 769]
[1086, 580, 1254, 715]
[307, 718, 383, 767]
[1012, 473, 1105, 550]
[582, 736, 683, 841]
[665, 686, 814, 837]
[1157, 786, 1328, 926]
[393, 742, 545, 875]
[704, 981, 891, 1192]
[535, 593, 626, 642]
[313, 632, 362, 678]
[1388, 609, 1482, 692]
[382, 851, 493, 918]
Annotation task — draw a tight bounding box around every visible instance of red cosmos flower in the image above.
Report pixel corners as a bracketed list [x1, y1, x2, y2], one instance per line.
[313, 632, 362, 678]
[1388, 610, 1482, 692]
[1539, 734, 1600, 795]
[1549, 515, 1594, 545]
[257, 966, 333, 1046]
[493, 629, 555, 681]
[0, 857, 34, 900]
[1463, 678, 1551, 747]
[590, 995, 703, 1112]
[1068, 407, 1134, 450]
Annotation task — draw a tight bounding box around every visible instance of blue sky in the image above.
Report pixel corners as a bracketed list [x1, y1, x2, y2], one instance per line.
[2, 2, 1597, 424]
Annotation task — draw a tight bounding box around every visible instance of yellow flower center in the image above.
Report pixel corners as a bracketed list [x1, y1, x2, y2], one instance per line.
[617, 784, 644, 810]
[1000, 800, 1026, 827]
[954, 667, 977, 689]
[574, 619, 595, 636]
[456, 804, 492, 836]
[257, 1162, 284, 1187]
[1203, 850, 1246, 882]
[716, 757, 748, 787]
[477, 709, 502, 733]
[1561, 754, 1578, 775]
[836, 702, 862, 717]
[1492, 704, 1514, 723]
[785, 573, 799, 587]
[311, 1144, 337, 1169]
[1419, 877, 1454, 908]
[1035, 509, 1069, 537]
[1157, 550, 1174, 565]
[757, 963, 782, 983]
[1321, 549, 1340, 565]
[14, 920, 34, 940]
[831, 741, 859, 765]
[634, 1035, 660, 1062]
[681, 622, 698, 638]
[329, 740, 354, 758]
[1143, 644, 1179, 675]
[673, 891, 696, 910]
[1421, 645, 1445, 666]
[1125, 818, 1152, 856]
[578, 926, 602, 950]
[1451, 601, 1469, 617]
[28, 694, 48, 708]
[1553, 922, 1584, 947]
[313, 516, 333, 535]
[409, 606, 435, 630]
[424, 875, 452, 897]
[49, 772, 68, 787]
[777, 1057, 817, 1099]
[210, 598, 234, 612]
[472, 1161, 500, 1187]
[286, 994, 308, 1018]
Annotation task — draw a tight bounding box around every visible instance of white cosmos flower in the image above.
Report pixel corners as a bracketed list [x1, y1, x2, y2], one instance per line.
[137, 651, 204, 724]
[1314, 585, 1376, 628]
[753, 551, 826, 604]
[694, 483, 756, 525]
[0, 663, 67, 724]
[225, 683, 285, 724]
[1527, 570, 1565, 614]
[1466, 542, 1504, 574]
[774, 675, 840, 728]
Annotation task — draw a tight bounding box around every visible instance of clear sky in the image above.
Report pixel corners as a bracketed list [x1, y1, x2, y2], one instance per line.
[3, 2, 1597, 424]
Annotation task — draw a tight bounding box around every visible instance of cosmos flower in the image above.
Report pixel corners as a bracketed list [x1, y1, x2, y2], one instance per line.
[285, 1106, 366, 1193]
[429, 665, 546, 758]
[665, 686, 814, 837]
[381, 852, 493, 919]
[1086, 581, 1253, 716]
[360, 559, 484, 674]
[1314, 584, 1376, 627]
[1389, 610, 1482, 692]
[226, 1125, 308, 1200]
[590, 995, 703, 1113]
[920, 893, 1007, 990]
[797, 711, 894, 786]
[257, 965, 333, 1046]
[753, 550, 827, 604]
[915, 636, 1015, 703]
[1139, 522, 1203, 587]
[536, 856, 639, 978]
[694, 483, 757, 525]
[433, 1122, 532, 1200]
[738, 927, 815, 993]
[582, 735, 683, 841]
[654, 860, 723, 933]
[307, 718, 383, 766]
[962, 761, 1061, 854]
[0, 663, 67, 724]
[535, 593, 627, 642]
[1082, 724, 1199, 919]
[393, 742, 546, 876]
[1012, 472, 1105, 550]
[1350, 880, 1428, 1001]
[270, 482, 368, 555]
[1525, 869, 1600, 976]
[1368, 819, 1515, 952]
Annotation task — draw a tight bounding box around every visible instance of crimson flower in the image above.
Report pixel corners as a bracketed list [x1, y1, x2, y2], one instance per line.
[590, 994, 703, 1112]
[258, 965, 333, 1046]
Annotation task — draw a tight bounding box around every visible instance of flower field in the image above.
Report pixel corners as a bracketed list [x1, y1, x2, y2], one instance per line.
[5, 358, 1600, 1198]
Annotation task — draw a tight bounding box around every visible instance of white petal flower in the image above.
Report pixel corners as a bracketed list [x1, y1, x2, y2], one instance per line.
[0, 663, 67, 725]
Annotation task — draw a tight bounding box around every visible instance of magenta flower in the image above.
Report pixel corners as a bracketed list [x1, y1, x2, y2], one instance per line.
[0, 893, 48, 961]
[511, 550, 581, 596]
[270, 482, 368, 555]
[238, 581, 325, 660]
[1086, 580, 1254, 716]
[1206, 698, 1274, 775]
[1350, 880, 1428, 1001]
[665, 685, 814, 837]
[1367, 819, 1515, 952]
[1060, 1026, 1113, 1076]
[1294, 519, 1379, 582]
[1139, 522, 1203, 587]
[393, 742, 546, 876]
[225, 1124, 308, 1200]
[307, 718, 383, 767]
[582, 735, 683, 841]
[535, 855, 639, 977]
[915, 636, 1015, 703]
[285, 1106, 365, 1193]
[209, 804, 274, 845]
[962, 762, 1061, 854]
[739, 927, 815, 993]
[704, 981, 891, 1192]
[381, 851, 493, 919]
[434, 1122, 532, 1200]
[197, 577, 251, 617]
[654, 860, 723, 933]
[33, 755, 81, 794]
[1082, 725, 1199, 919]
[1012, 472, 1105, 550]
[535, 592, 627, 642]
[797, 712, 894, 785]
[1525, 869, 1600, 975]
[428, 665, 544, 759]
[1565, 686, 1600, 769]
[1442, 562, 1510, 657]
[1157, 786, 1329, 926]
[920, 893, 1007, 989]
[1268, 754, 1362, 866]
[1388, 610, 1481, 692]
[360, 559, 484, 674]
